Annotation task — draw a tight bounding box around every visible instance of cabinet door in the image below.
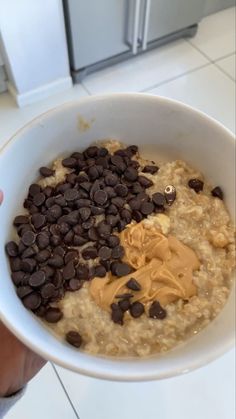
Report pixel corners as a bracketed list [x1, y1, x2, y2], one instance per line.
[66, 0, 131, 70]
[146, 0, 205, 43]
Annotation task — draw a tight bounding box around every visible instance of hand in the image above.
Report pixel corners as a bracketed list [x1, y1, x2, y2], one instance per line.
[0, 322, 46, 397]
[0, 191, 46, 397]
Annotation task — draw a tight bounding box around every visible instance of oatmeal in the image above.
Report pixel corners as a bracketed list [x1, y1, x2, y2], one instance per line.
[6, 140, 235, 357]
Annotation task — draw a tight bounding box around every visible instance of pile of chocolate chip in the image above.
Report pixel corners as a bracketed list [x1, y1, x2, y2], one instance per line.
[6, 144, 175, 347]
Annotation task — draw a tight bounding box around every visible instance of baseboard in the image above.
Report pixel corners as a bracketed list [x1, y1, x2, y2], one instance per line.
[7, 76, 72, 107]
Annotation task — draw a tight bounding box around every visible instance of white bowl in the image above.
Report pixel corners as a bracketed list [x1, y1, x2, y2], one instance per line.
[0, 93, 235, 381]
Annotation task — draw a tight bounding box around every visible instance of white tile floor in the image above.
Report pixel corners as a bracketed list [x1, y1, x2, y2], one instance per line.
[0, 6, 235, 419]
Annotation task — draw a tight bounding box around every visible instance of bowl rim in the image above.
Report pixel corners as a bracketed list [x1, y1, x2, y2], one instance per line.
[0, 92, 235, 381]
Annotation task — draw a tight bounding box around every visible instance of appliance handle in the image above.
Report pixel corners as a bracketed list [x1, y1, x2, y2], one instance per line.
[131, 0, 141, 54]
[141, 0, 151, 50]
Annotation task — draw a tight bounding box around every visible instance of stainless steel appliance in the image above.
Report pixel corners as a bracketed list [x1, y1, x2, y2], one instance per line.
[64, 0, 206, 81]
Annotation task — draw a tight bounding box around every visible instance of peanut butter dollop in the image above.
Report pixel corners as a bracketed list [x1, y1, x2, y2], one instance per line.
[89, 221, 200, 311]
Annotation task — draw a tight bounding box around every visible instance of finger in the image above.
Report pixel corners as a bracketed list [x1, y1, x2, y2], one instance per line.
[0, 190, 3, 205]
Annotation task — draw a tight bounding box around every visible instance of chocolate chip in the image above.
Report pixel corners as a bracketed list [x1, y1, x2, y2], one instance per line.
[23, 292, 42, 310]
[11, 271, 25, 286]
[164, 185, 176, 206]
[66, 173, 77, 185]
[72, 235, 83, 247]
[103, 186, 117, 199]
[88, 165, 100, 180]
[126, 145, 138, 155]
[111, 245, 125, 259]
[129, 197, 141, 210]
[62, 157, 77, 168]
[97, 221, 111, 238]
[48, 255, 64, 268]
[31, 214, 46, 229]
[118, 298, 131, 312]
[49, 204, 62, 219]
[117, 219, 127, 232]
[106, 204, 118, 215]
[94, 190, 108, 206]
[41, 283, 56, 299]
[126, 278, 141, 291]
[91, 206, 105, 216]
[21, 258, 37, 273]
[82, 246, 97, 260]
[138, 176, 153, 188]
[132, 210, 143, 223]
[114, 183, 128, 197]
[111, 303, 124, 325]
[130, 302, 144, 318]
[85, 146, 99, 158]
[29, 271, 46, 288]
[33, 192, 46, 207]
[98, 246, 112, 261]
[211, 186, 223, 200]
[66, 330, 82, 347]
[21, 246, 37, 259]
[64, 188, 79, 202]
[64, 250, 78, 264]
[44, 186, 54, 197]
[35, 249, 50, 263]
[10, 257, 22, 272]
[14, 215, 29, 226]
[76, 198, 92, 208]
[104, 173, 118, 187]
[111, 262, 133, 277]
[132, 182, 143, 194]
[80, 181, 92, 193]
[45, 307, 63, 323]
[188, 178, 204, 193]
[59, 222, 70, 235]
[17, 285, 33, 298]
[29, 205, 39, 215]
[36, 232, 50, 249]
[21, 231, 36, 247]
[106, 214, 120, 227]
[77, 173, 89, 183]
[69, 278, 82, 291]
[40, 167, 55, 177]
[143, 165, 159, 174]
[149, 301, 167, 319]
[65, 210, 79, 226]
[82, 217, 94, 230]
[111, 197, 125, 208]
[94, 265, 107, 277]
[41, 265, 54, 278]
[5, 241, 18, 257]
[120, 209, 132, 223]
[45, 197, 55, 208]
[76, 265, 89, 280]
[140, 201, 154, 215]
[79, 207, 91, 221]
[29, 184, 41, 197]
[124, 167, 138, 181]
[152, 192, 165, 207]
[111, 155, 126, 172]
[64, 230, 74, 245]
[50, 235, 62, 247]
[107, 235, 120, 248]
[61, 260, 75, 280]
[87, 227, 99, 241]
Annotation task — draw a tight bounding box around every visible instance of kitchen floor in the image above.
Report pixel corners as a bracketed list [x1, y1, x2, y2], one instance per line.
[0, 7, 235, 419]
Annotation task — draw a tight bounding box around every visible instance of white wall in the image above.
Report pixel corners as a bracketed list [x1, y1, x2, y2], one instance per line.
[0, 0, 72, 106]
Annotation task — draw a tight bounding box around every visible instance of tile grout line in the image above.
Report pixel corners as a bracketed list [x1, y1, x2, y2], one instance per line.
[186, 38, 236, 82]
[141, 62, 211, 93]
[51, 363, 80, 419]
